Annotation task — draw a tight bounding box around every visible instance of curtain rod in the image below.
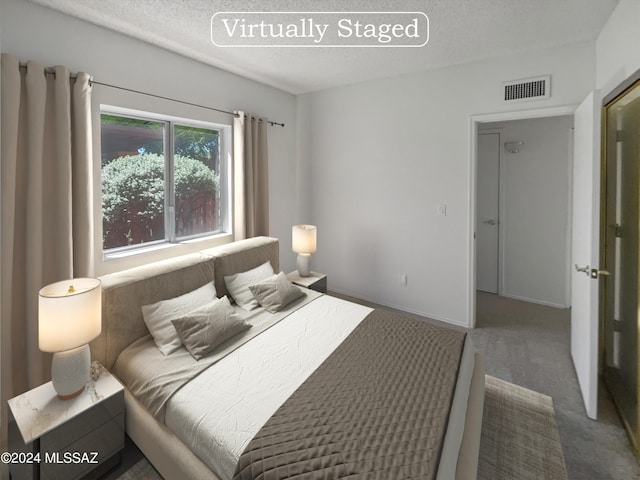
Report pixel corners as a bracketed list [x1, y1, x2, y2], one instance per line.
[18, 63, 285, 128]
[93, 79, 285, 127]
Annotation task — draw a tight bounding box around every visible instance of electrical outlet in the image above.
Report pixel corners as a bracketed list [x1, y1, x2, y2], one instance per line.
[400, 274, 408, 286]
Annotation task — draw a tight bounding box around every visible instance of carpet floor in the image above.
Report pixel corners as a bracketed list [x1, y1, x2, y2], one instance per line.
[116, 375, 567, 480]
[470, 291, 639, 479]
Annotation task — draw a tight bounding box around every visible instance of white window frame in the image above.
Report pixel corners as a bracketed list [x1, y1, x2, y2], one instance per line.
[94, 102, 232, 274]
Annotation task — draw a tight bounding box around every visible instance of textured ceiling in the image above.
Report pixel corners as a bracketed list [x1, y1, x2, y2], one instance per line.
[29, 0, 619, 94]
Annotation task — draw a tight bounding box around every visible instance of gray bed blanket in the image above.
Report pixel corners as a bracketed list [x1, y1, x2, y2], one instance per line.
[114, 289, 321, 420]
[233, 309, 467, 480]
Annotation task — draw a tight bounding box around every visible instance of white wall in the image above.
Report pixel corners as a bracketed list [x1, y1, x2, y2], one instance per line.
[3, 0, 625, 326]
[0, 0, 300, 275]
[483, 116, 573, 308]
[596, 0, 640, 97]
[299, 42, 595, 326]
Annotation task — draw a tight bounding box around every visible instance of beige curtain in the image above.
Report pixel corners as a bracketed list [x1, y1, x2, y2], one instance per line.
[0, 54, 94, 441]
[233, 112, 269, 239]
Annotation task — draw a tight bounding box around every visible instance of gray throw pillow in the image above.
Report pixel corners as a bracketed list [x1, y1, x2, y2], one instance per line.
[171, 296, 251, 360]
[248, 272, 305, 313]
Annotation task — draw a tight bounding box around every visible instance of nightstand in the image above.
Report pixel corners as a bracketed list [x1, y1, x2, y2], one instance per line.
[7, 362, 124, 480]
[287, 271, 327, 293]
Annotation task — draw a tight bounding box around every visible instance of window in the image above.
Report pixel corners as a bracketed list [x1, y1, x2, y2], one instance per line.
[101, 110, 228, 252]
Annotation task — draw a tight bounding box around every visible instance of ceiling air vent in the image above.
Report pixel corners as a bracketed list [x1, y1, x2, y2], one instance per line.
[503, 75, 550, 102]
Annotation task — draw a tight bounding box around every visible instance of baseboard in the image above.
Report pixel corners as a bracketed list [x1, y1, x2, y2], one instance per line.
[500, 293, 569, 309]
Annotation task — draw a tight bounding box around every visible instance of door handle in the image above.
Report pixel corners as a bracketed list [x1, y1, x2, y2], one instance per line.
[483, 219, 498, 225]
[591, 268, 610, 279]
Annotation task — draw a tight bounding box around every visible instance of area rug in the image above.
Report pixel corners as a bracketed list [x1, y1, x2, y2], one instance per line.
[479, 375, 568, 480]
[117, 375, 568, 480]
[115, 457, 161, 480]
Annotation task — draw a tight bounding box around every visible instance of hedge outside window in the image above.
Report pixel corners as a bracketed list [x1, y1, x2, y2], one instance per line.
[101, 113, 222, 251]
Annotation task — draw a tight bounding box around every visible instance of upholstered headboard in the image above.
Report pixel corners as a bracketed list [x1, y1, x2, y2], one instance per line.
[91, 236, 280, 370]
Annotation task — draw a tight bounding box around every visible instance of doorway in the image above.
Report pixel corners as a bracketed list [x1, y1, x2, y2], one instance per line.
[475, 116, 573, 308]
[601, 76, 640, 457]
[469, 106, 577, 328]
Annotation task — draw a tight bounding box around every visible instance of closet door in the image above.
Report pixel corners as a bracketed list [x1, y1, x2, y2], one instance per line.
[477, 132, 500, 294]
[602, 77, 640, 456]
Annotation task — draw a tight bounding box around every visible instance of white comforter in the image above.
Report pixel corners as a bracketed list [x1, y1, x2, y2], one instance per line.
[164, 295, 373, 480]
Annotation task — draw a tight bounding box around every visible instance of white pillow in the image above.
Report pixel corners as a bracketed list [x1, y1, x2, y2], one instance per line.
[224, 261, 274, 310]
[141, 282, 217, 355]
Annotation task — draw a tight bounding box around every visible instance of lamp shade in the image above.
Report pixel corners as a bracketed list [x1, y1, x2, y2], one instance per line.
[292, 225, 317, 254]
[39, 278, 102, 353]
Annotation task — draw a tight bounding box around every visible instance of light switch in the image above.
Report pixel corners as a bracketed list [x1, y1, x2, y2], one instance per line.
[437, 203, 447, 216]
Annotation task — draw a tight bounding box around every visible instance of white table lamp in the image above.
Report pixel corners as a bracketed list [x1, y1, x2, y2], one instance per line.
[39, 278, 102, 400]
[292, 225, 317, 277]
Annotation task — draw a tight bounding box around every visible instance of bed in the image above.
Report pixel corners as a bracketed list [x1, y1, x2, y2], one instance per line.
[91, 236, 484, 480]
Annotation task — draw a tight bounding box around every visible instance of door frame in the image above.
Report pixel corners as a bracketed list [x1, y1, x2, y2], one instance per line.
[467, 105, 578, 327]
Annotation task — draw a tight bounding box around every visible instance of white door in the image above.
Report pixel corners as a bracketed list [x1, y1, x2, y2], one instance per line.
[477, 133, 500, 294]
[571, 90, 601, 420]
